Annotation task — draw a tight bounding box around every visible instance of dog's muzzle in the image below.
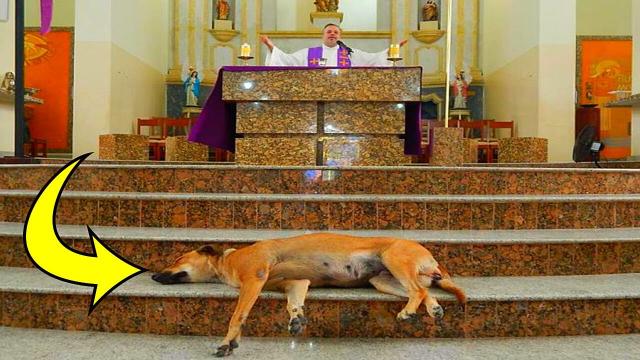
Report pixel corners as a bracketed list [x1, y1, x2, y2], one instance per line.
[152, 271, 189, 284]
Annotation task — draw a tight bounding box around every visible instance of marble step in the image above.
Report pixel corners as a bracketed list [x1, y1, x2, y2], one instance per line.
[1, 223, 639, 276]
[1, 267, 638, 338]
[1, 163, 640, 195]
[2, 190, 640, 231]
[2, 326, 640, 360]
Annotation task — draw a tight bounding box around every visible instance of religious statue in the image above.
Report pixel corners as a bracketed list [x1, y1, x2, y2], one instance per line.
[1, 72, 15, 94]
[327, 0, 339, 12]
[314, 0, 329, 12]
[216, 0, 230, 20]
[451, 70, 471, 109]
[184, 68, 201, 107]
[422, 0, 438, 22]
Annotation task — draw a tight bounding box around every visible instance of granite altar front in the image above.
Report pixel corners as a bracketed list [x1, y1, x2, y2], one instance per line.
[224, 68, 421, 166]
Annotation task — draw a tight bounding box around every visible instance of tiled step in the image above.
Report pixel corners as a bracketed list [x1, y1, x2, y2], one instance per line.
[3, 190, 640, 230]
[3, 328, 640, 360]
[1, 163, 640, 195]
[1, 223, 639, 276]
[1, 267, 638, 338]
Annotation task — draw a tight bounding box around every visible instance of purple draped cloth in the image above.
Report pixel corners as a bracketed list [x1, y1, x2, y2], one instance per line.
[40, 0, 53, 34]
[188, 66, 423, 155]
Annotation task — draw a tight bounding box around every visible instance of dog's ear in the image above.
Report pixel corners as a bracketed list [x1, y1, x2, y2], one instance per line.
[196, 245, 221, 257]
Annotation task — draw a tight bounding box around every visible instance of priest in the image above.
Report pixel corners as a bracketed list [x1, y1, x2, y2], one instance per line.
[261, 23, 407, 67]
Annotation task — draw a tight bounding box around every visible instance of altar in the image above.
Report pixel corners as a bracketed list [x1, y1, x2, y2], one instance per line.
[188, 66, 423, 166]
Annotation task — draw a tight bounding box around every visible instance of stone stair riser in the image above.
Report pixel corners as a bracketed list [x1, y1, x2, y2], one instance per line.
[1, 237, 639, 276]
[2, 167, 640, 195]
[1, 292, 638, 338]
[2, 197, 639, 231]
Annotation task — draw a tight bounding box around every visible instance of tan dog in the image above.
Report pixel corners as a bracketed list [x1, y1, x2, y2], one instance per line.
[152, 233, 466, 357]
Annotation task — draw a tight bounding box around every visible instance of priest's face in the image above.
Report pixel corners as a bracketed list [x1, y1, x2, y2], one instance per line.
[322, 25, 341, 48]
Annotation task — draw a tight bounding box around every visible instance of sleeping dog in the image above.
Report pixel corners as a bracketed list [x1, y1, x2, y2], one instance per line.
[152, 233, 466, 357]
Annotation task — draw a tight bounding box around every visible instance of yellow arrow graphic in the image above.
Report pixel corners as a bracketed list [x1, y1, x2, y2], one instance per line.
[23, 153, 146, 314]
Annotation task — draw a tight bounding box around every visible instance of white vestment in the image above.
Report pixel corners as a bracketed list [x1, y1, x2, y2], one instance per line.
[265, 44, 392, 67]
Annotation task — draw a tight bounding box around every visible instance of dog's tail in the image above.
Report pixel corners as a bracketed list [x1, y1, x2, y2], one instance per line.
[434, 264, 467, 304]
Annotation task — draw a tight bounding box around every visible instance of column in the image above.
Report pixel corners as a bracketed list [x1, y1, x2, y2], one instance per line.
[631, 0, 640, 156]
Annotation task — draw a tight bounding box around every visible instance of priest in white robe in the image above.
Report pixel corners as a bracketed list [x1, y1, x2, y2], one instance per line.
[261, 24, 407, 67]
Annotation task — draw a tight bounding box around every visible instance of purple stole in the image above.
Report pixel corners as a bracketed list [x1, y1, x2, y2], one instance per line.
[307, 46, 352, 67]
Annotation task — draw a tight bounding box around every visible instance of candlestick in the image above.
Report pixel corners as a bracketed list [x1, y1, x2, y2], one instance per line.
[389, 44, 400, 59]
[241, 43, 251, 57]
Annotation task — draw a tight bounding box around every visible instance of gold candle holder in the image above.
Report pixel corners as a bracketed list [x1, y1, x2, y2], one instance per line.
[238, 43, 254, 65]
[387, 44, 402, 66]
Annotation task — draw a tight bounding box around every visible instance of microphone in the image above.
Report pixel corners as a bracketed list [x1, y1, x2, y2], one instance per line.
[337, 40, 353, 55]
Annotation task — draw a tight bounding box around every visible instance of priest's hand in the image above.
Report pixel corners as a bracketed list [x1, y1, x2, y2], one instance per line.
[260, 35, 274, 52]
[399, 39, 408, 47]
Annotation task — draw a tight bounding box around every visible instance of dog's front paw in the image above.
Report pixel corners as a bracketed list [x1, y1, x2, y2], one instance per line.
[427, 304, 444, 319]
[214, 344, 233, 357]
[288, 314, 308, 336]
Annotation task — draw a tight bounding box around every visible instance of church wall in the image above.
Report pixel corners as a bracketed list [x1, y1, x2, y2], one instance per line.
[72, 0, 111, 158]
[73, 40, 111, 158]
[73, 0, 169, 157]
[482, 0, 576, 162]
[25, 0, 75, 27]
[480, 0, 539, 76]
[577, 0, 631, 36]
[483, 47, 539, 139]
[111, 0, 170, 74]
[0, 1, 15, 156]
[537, 0, 576, 162]
[110, 43, 167, 134]
[481, 0, 540, 141]
[110, 0, 170, 134]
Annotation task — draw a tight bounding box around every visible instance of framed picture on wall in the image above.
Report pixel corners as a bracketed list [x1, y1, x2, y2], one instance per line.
[0, 0, 9, 22]
[576, 36, 632, 106]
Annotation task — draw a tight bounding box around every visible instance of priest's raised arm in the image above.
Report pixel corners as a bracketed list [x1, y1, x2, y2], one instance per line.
[260, 24, 407, 67]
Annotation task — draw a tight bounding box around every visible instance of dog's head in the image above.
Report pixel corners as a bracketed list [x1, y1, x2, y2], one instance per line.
[152, 245, 224, 285]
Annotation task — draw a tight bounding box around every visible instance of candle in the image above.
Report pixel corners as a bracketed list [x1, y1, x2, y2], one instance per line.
[241, 43, 251, 57]
[389, 44, 400, 58]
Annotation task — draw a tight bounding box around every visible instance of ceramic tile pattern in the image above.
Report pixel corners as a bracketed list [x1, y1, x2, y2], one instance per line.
[164, 136, 208, 162]
[237, 102, 318, 134]
[324, 102, 405, 134]
[222, 68, 421, 102]
[499, 137, 548, 163]
[98, 134, 148, 161]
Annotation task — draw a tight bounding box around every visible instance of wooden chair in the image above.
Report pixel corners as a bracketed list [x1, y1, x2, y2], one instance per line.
[23, 138, 47, 158]
[162, 118, 192, 138]
[486, 120, 515, 140]
[136, 117, 164, 160]
[479, 120, 515, 163]
[455, 120, 486, 139]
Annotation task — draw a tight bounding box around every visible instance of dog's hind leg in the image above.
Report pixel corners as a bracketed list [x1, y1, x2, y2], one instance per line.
[370, 272, 444, 319]
[379, 242, 440, 321]
[280, 279, 311, 336]
[215, 278, 267, 357]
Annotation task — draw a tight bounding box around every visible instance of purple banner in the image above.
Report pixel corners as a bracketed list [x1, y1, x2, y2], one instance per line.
[40, 0, 53, 34]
